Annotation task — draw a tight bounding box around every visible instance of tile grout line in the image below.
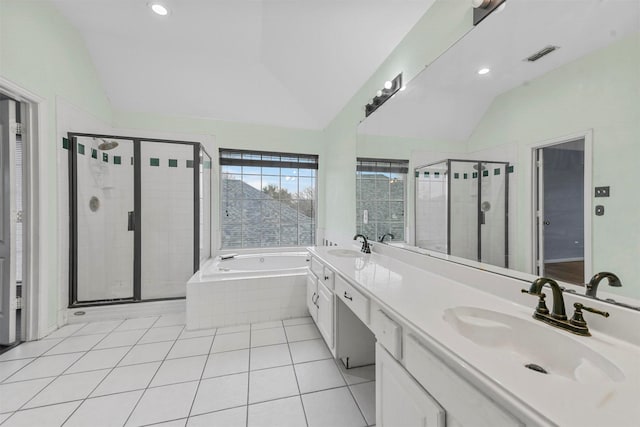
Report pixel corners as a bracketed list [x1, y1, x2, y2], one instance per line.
[185, 326, 218, 421]
[121, 317, 184, 427]
[333, 357, 373, 425]
[244, 321, 254, 427]
[13, 319, 129, 416]
[0, 319, 128, 426]
[283, 320, 310, 427]
[58, 318, 154, 426]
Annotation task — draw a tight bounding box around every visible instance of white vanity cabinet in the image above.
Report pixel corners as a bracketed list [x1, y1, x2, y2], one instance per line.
[371, 305, 523, 427]
[376, 343, 445, 427]
[306, 257, 335, 352]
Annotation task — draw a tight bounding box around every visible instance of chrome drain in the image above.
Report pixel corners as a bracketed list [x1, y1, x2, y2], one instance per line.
[524, 363, 548, 374]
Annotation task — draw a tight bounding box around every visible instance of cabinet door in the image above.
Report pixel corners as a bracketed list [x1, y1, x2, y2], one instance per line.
[376, 343, 445, 427]
[316, 280, 334, 349]
[306, 273, 318, 322]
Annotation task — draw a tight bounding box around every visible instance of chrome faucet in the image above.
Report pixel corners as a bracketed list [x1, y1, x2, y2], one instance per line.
[522, 277, 609, 336]
[378, 233, 394, 243]
[353, 234, 371, 253]
[586, 272, 622, 298]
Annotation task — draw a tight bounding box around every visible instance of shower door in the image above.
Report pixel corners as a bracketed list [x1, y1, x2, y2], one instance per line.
[71, 136, 135, 303]
[69, 133, 205, 306]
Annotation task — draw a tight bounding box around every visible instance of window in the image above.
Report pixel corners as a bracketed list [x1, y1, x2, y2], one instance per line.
[356, 158, 408, 242]
[220, 149, 318, 248]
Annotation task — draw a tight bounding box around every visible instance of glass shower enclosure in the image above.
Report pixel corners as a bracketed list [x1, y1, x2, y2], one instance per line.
[68, 133, 212, 306]
[414, 159, 509, 268]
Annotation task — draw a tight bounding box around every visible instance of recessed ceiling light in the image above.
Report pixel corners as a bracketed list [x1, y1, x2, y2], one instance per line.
[151, 3, 169, 16]
[477, 67, 491, 75]
[384, 81, 393, 90]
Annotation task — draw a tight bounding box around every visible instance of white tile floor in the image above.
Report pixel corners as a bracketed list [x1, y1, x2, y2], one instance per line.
[0, 315, 375, 427]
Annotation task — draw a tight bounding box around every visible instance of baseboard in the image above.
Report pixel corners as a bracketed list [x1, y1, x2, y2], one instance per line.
[66, 299, 186, 324]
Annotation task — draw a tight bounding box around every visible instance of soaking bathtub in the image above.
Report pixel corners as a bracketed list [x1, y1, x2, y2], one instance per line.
[186, 252, 310, 330]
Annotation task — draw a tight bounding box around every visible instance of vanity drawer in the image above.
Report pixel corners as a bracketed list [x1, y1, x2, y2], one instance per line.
[335, 275, 370, 324]
[309, 257, 324, 278]
[372, 309, 402, 360]
[320, 269, 335, 290]
[405, 334, 522, 427]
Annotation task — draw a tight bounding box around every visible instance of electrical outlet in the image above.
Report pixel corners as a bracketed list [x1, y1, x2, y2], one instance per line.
[595, 186, 610, 197]
[595, 205, 605, 216]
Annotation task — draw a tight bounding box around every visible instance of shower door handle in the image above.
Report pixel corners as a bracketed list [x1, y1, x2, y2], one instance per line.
[480, 211, 486, 225]
[128, 211, 135, 231]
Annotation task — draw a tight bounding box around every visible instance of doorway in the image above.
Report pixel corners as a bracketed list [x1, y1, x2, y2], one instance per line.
[534, 136, 590, 285]
[0, 97, 25, 350]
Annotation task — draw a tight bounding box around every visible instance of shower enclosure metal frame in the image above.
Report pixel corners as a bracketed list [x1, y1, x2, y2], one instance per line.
[67, 132, 209, 307]
[414, 159, 510, 267]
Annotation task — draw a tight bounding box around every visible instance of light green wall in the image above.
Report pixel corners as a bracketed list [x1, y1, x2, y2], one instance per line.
[322, 0, 473, 242]
[466, 33, 640, 298]
[0, 0, 113, 330]
[112, 110, 325, 244]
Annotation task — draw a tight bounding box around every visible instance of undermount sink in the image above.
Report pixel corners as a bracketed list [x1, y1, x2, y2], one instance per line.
[443, 306, 624, 384]
[328, 249, 364, 258]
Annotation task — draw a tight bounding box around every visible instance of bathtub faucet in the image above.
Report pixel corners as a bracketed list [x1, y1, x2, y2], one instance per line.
[353, 234, 371, 254]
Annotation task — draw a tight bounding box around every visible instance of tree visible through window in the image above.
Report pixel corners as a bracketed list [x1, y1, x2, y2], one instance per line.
[356, 158, 408, 242]
[220, 149, 318, 248]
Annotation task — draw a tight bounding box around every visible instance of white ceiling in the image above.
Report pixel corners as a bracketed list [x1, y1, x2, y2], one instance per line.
[360, 0, 640, 141]
[51, 0, 437, 129]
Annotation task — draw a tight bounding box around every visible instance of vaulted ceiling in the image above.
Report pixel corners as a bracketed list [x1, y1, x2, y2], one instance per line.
[51, 0, 436, 129]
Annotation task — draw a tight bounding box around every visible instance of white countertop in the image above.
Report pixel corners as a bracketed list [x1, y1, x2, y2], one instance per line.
[308, 246, 640, 427]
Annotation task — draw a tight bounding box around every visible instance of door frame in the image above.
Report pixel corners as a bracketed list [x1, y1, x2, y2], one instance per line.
[529, 130, 593, 282]
[0, 77, 45, 342]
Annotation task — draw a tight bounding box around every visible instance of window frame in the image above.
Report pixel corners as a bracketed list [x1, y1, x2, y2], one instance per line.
[219, 148, 319, 249]
[356, 157, 409, 243]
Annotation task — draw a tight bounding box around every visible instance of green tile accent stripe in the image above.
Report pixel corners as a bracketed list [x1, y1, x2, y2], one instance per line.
[464, 173, 468, 179]
[454, 173, 459, 179]
[78, 143, 85, 155]
[91, 149, 97, 159]
[423, 171, 429, 177]
[102, 153, 109, 163]
[482, 170, 489, 177]
[508, 165, 515, 173]
[434, 172, 440, 177]
[472, 172, 478, 179]
[150, 158, 160, 167]
[62, 138, 70, 150]
[204, 160, 212, 169]
[415, 171, 419, 178]
[186, 160, 194, 168]
[113, 156, 121, 165]
[494, 168, 500, 175]
[168, 159, 178, 168]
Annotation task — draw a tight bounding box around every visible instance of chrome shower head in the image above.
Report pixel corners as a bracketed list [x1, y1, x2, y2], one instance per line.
[97, 138, 119, 151]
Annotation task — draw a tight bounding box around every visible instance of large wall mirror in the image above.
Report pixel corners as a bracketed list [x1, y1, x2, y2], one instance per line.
[357, 0, 640, 303]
